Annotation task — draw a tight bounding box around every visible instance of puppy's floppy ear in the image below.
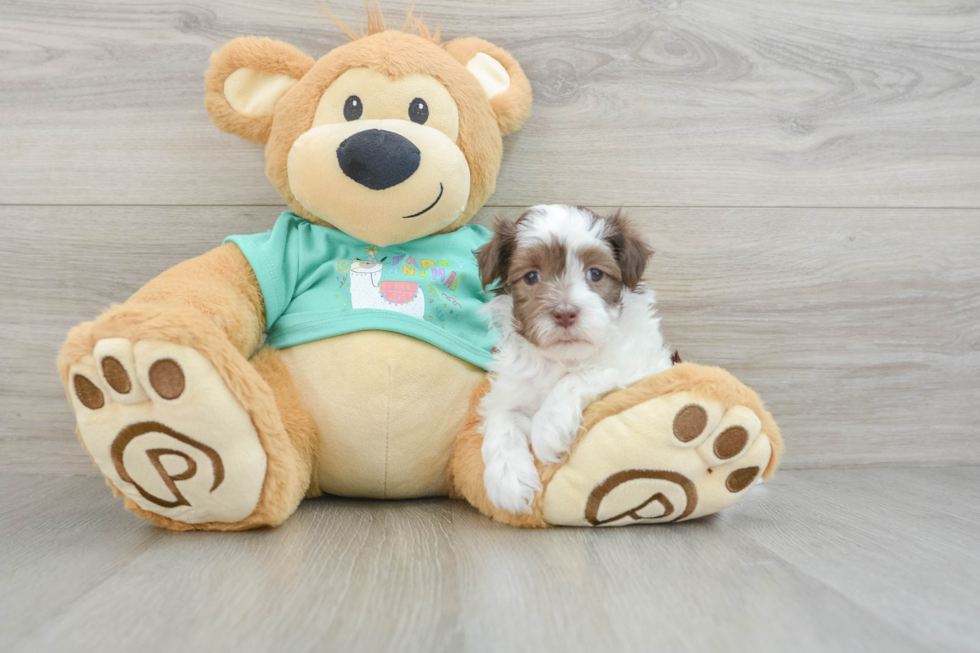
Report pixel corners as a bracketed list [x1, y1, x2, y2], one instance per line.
[603, 209, 654, 290]
[443, 38, 532, 136]
[476, 218, 519, 292]
[205, 37, 315, 144]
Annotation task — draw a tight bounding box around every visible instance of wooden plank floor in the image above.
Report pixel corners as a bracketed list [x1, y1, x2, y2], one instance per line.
[2, 1, 979, 651]
[1, 467, 977, 653]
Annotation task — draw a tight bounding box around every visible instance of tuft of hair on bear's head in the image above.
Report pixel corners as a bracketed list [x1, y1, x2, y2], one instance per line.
[204, 10, 532, 246]
[325, 3, 441, 44]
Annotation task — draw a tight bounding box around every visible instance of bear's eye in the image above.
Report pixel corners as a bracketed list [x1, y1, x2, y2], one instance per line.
[408, 97, 428, 125]
[344, 95, 363, 121]
[587, 268, 604, 282]
[523, 271, 540, 285]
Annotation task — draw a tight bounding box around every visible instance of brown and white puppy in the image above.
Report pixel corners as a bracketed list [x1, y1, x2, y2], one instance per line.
[475, 205, 675, 514]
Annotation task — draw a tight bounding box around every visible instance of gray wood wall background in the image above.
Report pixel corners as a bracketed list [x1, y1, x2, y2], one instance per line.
[2, 0, 978, 475]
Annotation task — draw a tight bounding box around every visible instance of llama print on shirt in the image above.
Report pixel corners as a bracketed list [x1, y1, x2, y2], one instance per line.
[348, 260, 426, 318]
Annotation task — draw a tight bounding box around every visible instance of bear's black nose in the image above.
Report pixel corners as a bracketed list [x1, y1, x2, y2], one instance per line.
[336, 129, 421, 190]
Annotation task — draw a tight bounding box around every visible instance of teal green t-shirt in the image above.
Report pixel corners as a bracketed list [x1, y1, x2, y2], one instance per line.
[225, 212, 496, 369]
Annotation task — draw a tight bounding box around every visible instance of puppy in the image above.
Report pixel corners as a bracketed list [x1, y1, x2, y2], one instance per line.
[475, 205, 675, 514]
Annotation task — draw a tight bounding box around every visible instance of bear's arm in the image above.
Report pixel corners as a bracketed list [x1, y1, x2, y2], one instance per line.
[126, 242, 266, 356]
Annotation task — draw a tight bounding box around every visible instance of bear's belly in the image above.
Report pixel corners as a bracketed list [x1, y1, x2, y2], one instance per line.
[278, 331, 485, 499]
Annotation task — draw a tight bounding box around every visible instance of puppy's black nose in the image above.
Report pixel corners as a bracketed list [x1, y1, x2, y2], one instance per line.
[336, 129, 420, 190]
[552, 309, 579, 328]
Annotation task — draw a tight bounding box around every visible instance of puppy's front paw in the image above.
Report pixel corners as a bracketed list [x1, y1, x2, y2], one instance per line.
[484, 452, 541, 514]
[531, 404, 583, 464]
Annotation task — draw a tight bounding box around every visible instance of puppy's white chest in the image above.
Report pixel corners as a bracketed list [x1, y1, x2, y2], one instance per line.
[517, 367, 567, 413]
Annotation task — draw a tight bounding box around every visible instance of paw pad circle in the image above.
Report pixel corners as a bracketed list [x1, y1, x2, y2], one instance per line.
[725, 466, 760, 493]
[542, 390, 772, 526]
[673, 404, 708, 442]
[149, 359, 185, 399]
[69, 340, 269, 524]
[73, 375, 104, 409]
[101, 356, 131, 394]
[714, 426, 749, 459]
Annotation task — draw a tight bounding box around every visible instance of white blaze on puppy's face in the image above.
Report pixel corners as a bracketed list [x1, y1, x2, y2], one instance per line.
[476, 205, 667, 512]
[478, 205, 652, 362]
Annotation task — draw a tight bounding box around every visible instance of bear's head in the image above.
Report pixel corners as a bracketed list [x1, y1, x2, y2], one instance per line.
[205, 13, 532, 247]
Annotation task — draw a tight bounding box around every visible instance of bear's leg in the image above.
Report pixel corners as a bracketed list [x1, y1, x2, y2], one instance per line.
[449, 363, 782, 528]
[63, 313, 316, 531]
[250, 345, 322, 501]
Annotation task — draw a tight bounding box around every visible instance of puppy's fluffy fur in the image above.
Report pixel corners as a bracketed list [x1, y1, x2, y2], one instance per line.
[475, 205, 675, 514]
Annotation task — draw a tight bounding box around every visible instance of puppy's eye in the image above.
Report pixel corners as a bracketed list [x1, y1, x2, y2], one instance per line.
[409, 97, 429, 124]
[344, 95, 363, 121]
[587, 268, 604, 282]
[523, 271, 540, 285]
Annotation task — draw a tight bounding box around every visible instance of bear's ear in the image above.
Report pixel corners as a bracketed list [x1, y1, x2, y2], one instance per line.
[205, 37, 316, 144]
[443, 38, 532, 136]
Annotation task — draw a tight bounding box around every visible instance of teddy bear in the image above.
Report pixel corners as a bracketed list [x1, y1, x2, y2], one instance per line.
[57, 12, 783, 531]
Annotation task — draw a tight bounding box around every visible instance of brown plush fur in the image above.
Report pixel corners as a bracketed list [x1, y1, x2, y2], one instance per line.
[206, 38, 316, 145]
[576, 363, 783, 478]
[448, 362, 783, 527]
[63, 19, 536, 531]
[205, 26, 532, 233]
[252, 346, 323, 500]
[442, 37, 533, 136]
[57, 245, 264, 375]
[62, 15, 781, 531]
[57, 247, 316, 531]
[128, 243, 265, 355]
[262, 32, 502, 231]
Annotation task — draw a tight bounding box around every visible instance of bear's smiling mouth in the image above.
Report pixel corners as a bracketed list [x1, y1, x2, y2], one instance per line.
[402, 183, 444, 219]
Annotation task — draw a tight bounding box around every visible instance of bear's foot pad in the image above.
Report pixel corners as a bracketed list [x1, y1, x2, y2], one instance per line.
[69, 339, 267, 524]
[542, 391, 771, 526]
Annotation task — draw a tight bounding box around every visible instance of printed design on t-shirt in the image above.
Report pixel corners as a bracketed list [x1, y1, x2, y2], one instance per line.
[346, 260, 426, 318]
[335, 246, 469, 327]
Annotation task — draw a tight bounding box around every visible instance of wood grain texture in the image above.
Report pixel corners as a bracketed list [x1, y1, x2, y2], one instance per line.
[12, 495, 463, 653]
[2, 205, 977, 474]
[5, 469, 976, 652]
[1, 0, 979, 207]
[2, 3, 977, 650]
[449, 501, 931, 653]
[722, 466, 980, 652]
[0, 475, 164, 649]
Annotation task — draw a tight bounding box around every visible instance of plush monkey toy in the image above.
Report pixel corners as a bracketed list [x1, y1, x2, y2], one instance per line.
[58, 14, 782, 530]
